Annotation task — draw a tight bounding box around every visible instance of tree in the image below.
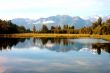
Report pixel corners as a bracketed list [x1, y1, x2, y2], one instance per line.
[0, 19, 29, 34]
[106, 19, 110, 23]
[53, 26, 61, 33]
[18, 26, 26, 33]
[41, 25, 48, 33]
[98, 17, 102, 26]
[32, 25, 36, 33]
[50, 26, 55, 33]
[51, 26, 55, 30]
[92, 22, 98, 29]
[71, 25, 74, 29]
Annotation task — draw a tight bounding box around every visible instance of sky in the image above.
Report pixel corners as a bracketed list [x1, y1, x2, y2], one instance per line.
[0, 0, 110, 20]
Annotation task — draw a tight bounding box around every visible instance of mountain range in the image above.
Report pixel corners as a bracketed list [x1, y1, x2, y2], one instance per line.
[11, 15, 110, 30]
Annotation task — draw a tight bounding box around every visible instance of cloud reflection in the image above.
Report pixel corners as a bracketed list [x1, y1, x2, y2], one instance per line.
[0, 38, 110, 73]
[0, 57, 8, 73]
[0, 54, 110, 73]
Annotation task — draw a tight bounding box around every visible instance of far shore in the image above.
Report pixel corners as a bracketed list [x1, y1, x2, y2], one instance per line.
[0, 33, 110, 41]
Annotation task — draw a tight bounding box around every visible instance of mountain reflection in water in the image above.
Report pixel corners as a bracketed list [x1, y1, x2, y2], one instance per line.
[0, 38, 110, 55]
[0, 38, 110, 73]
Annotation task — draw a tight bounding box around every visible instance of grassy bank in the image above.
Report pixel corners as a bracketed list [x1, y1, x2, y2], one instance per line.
[0, 33, 110, 41]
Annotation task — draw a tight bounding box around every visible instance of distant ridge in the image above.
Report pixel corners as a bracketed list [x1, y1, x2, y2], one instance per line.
[11, 15, 110, 30]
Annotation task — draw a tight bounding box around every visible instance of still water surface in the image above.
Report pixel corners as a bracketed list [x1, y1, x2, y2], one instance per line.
[0, 38, 110, 73]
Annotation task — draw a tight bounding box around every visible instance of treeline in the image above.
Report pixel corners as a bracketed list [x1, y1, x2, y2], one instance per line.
[1, 17, 110, 35]
[34, 17, 110, 35]
[78, 17, 110, 35]
[35, 25, 74, 34]
[0, 38, 26, 50]
[0, 19, 30, 34]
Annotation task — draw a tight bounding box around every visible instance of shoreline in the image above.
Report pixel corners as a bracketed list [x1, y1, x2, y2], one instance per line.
[0, 33, 110, 41]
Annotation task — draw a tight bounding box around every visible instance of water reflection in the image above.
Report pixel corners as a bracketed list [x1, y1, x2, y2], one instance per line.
[0, 38, 26, 50]
[0, 38, 110, 55]
[0, 38, 110, 73]
[92, 43, 110, 55]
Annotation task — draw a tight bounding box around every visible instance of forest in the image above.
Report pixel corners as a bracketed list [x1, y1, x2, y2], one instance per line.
[34, 17, 110, 35]
[78, 17, 110, 35]
[0, 17, 110, 35]
[0, 19, 30, 34]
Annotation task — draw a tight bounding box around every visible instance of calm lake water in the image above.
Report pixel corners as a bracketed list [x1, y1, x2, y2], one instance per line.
[0, 38, 110, 73]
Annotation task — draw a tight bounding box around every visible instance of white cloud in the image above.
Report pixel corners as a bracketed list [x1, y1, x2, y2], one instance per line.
[0, 0, 110, 19]
[42, 20, 55, 24]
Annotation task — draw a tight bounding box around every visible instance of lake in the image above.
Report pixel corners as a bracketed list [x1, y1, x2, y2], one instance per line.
[0, 38, 110, 73]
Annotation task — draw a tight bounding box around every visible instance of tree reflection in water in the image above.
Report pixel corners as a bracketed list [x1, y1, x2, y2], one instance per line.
[92, 43, 110, 55]
[0, 38, 110, 55]
[33, 38, 110, 54]
[0, 38, 26, 50]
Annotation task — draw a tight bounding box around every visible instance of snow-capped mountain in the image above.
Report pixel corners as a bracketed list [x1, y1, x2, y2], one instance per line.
[11, 18, 36, 29]
[11, 15, 110, 30]
[82, 16, 100, 22]
[31, 15, 91, 30]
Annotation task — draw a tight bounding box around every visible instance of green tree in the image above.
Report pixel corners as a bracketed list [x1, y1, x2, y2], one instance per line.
[98, 17, 102, 26]
[41, 24, 48, 33]
[0, 19, 29, 34]
[32, 25, 36, 33]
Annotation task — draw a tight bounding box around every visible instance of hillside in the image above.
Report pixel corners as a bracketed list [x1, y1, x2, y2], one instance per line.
[11, 15, 92, 30]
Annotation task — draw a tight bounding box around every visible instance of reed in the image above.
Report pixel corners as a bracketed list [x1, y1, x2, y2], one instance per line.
[0, 33, 110, 41]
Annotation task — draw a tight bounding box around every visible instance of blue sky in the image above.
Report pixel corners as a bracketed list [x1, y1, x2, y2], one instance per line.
[0, 0, 110, 19]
